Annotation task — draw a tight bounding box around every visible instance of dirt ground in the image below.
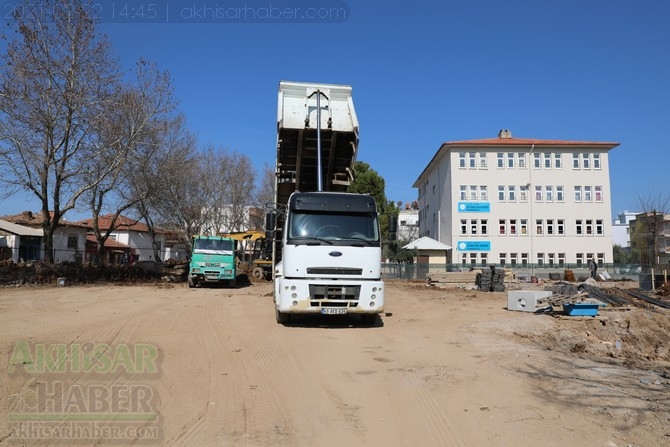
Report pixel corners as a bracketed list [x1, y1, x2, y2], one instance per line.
[0, 279, 668, 446]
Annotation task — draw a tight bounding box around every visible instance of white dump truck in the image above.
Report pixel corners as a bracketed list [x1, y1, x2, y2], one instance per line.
[267, 81, 386, 324]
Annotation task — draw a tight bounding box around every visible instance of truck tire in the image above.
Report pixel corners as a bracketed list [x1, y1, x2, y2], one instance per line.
[252, 267, 264, 280]
[188, 277, 195, 288]
[275, 308, 291, 324]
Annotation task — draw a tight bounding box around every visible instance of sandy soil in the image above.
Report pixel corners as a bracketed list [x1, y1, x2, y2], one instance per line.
[0, 280, 668, 446]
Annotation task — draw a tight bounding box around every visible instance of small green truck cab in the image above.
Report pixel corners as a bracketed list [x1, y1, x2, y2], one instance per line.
[188, 236, 237, 288]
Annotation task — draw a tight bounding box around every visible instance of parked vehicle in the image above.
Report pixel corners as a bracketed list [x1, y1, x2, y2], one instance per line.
[266, 81, 389, 324]
[188, 235, 236, 287]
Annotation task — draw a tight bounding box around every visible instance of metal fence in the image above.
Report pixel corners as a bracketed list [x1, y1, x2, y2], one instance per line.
[381, 263, 649, 282]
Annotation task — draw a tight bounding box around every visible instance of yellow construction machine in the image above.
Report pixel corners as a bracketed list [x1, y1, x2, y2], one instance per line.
[220, 231, 272, 281]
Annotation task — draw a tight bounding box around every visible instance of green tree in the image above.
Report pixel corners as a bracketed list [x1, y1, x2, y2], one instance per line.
[347, 161, 398, 240]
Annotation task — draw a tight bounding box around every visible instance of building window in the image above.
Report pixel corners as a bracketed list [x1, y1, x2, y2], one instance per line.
[460, 219, 467, 235]
[546, 219, 554, 235]
[518, 153, 526, 168]
[548, 253, 555, 267]
[470, 219, 478, 235]
[534, 153, 541, 168]
[521, 253, 528, 267]
[508, 185, 516, 201]
[586, 219, 593, 235]
[459, 152, 466, 168]
[470, 185, 477, 201]
[574, 186, 582, 202]
[507, 153, 515, 168]
[558, 253, 565, 267]
[497, 153, 504, 168]
[520, 219, 528, 235]
[469, 152, 476, 168]
[499, 253, 507, 267]
[597, 253, 605, 266]
[596, 219, 603, 235]
[460, 185, 467, 200]
[593, 153, 601, 169]
[584, 186, 592, 202]
[470, 253, 477, 267]
[67, 236, 78, 249]
[557, 219, 565, 235]
[520, 184, 528, 201]
[432, 184, 436, 195]
[480, 253, 488, 266]
[572, 153, 580, 169]
[582, 153, 590, 169]
[510, 253, 518, 267]
[545, 186, 553, 202]
[481, 219, 488, 235]
[479, 152, 487, 168]
[576, 253, 584, 266]
[544, 153, 551, 168]
[595, 186, 602, 202]
[498, 186, 505, 201]
[536, 219, 543, 235]
[555, 186, 564, 202]
[461, 253, 467, 267]
[480, 186, 488, 201]
[510, 219, 517, 235]
[535, 186, 542, 202]
[576, 219, 583, 235]
[499, 219, 506, 235]
[554, 153, 562, 169]
[537, 252, 544, 267]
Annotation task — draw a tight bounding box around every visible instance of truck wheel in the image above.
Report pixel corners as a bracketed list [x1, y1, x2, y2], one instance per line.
[275, 309, 291, 324]
[252, 267, 264, 280]
[188, 277, 195, 288]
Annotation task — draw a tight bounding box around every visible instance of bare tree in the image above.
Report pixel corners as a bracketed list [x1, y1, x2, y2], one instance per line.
[134, 114, 200, 261]
[226, 151, 257, 232]
[257, 162, 275, 210]
[0, 0, 121, 262]
[84, 60, 181, 264]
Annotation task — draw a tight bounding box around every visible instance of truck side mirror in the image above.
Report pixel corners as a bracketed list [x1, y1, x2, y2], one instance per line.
[388, 215, 398, 241]
[265, 211, 277, 239]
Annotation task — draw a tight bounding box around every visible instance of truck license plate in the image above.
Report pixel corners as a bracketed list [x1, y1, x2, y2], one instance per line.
[321, 308, 347, 315]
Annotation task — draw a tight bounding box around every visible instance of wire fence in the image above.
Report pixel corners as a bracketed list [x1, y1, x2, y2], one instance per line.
[381, 263, 654, 282]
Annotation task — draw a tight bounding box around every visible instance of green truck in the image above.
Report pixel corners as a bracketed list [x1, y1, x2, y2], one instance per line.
[188, 235, 237, 288]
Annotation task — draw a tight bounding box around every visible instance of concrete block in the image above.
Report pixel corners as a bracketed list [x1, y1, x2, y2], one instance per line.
[507, 290, 552, 312]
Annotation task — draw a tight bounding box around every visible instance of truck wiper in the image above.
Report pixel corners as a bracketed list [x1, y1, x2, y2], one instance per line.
[292, 237, 333, 245]
[345, 236, 375, 246]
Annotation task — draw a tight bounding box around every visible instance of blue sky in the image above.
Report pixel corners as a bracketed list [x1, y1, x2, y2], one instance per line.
[1, 0, 669, 220]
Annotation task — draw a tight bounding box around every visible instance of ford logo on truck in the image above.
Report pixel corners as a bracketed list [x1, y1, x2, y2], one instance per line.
[329, 251, 343, 257]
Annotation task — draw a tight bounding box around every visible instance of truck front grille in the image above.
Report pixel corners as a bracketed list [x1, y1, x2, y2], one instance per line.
[309, 285, 360, 300]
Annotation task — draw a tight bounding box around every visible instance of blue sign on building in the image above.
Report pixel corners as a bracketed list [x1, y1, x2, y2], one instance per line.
[457, 202, 490, 213]
[457, 241, 491, 251]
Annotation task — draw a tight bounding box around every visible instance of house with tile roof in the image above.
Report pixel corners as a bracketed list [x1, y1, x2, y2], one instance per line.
[0, 211, 87, 263]
[413, 130, 619, 273]
[75, 214, 187, 262]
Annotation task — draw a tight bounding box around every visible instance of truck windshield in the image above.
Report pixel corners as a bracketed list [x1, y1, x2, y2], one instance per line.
[288, 211, 380, 245]
[193, 239, 234, 254]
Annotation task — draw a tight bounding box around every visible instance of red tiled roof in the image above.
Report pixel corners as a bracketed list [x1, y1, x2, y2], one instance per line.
[76, 214, 159, 233]
[0, 211, 86, 228]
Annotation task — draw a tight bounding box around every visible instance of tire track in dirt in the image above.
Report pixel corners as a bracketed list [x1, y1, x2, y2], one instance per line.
[163, 289, 292, 446]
